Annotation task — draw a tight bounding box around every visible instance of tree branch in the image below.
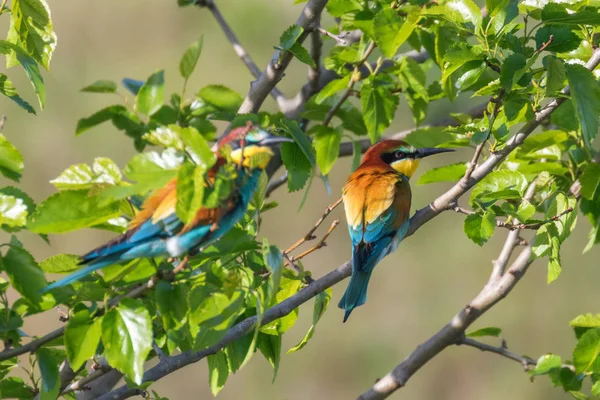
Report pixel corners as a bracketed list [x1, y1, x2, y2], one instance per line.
[234, 0, 329, 121]
[356, 46, 600, 400]
[358, 242, 534, 400]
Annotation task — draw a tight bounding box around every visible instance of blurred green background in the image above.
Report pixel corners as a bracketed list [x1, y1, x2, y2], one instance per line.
[1, 1, 598, 399]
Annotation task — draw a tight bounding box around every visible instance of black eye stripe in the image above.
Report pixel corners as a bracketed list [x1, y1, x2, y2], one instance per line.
[380, 151, 405, 164]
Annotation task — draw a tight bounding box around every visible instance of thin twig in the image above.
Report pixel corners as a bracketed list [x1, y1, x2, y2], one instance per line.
[464, 92, 504, 181]
[284, 220, 340, 267]
[458, 337, 537, 370]
[284, 197, 342, 254]
[316, 26, 348, 45]
[323, 41, 376, 127]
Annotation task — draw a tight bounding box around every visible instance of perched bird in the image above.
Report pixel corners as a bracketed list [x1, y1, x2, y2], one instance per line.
[42, 125, 291, 293]
[339, 140, 453, 321]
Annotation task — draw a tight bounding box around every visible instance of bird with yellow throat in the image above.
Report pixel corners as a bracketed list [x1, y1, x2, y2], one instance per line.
[339, 140, 453, 321]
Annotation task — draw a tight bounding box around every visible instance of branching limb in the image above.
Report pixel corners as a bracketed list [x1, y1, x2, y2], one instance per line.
[233, 0, 329, 121]
[356, 47, 600, 400]
[358, 243, 534, 400]
[194, 0, 285, 101]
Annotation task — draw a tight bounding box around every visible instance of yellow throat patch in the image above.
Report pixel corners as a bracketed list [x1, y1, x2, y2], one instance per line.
[230, 145, 274, 169]
[391, 158, 420, 178]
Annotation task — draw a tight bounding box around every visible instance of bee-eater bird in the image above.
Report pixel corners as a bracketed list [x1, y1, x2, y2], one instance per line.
[42, 125, 291, 293]
[339, 140, 453, 321]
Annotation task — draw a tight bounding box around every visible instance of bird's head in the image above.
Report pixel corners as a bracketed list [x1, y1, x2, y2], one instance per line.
[364, 140, 454, 179]
[217, 122, 292, 169]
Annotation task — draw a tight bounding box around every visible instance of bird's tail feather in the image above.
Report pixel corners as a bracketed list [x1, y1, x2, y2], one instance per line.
[40, 257, 117, 294]
[338, 268, 372, 322]
[338, 243, 376, 322]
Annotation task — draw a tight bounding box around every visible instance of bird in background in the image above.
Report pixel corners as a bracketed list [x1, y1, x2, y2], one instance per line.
[339, 140, 453, 322]
[42, 124, 291, 293]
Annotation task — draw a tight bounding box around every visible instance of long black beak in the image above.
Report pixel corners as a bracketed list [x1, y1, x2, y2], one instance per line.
[415, 147, 455, 159]
[259, 134, 293, 146]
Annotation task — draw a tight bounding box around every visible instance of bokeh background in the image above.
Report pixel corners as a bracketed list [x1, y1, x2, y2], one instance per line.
[1, 1, 599, 399]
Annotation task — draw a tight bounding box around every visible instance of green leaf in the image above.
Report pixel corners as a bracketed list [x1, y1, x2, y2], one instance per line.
[176, 163, 205, 225]
[263, 238, 283, 306]
[5, 0, 56, 71]
[0, 239, 47, 302]
[281, 147, 310, 191]
[566, 64, 600, 147]
[447, 0, 482, 28]
[180, 37, 203, 79]
[280, 119, 316, 168]
[571, 314, 600, 339]
[517, 200, 536, 222]
[188, 290, 243, 329]
[404, 126, 455, 148]
[543, 55, 566, 95]
[504, 93, 534, 125]
[500, 53, 527, 91]
[136, 70, 164, 116]
[155, 281, 189, 331]
[361, 82, 398, 143]
[197, 85, 243, 112]
[466, 327, 502, 337]
[417, 163, 467, 184]
[101, 298, 152, 384]
[351, 140, 362, 172]
[464, 211, 496, 246]
[573, 328, 600, 374]
[289, 42, 316, 68]
[456, 60, 487, 91]
[28, 190, 121, 234]
[0, 73, 35, 114]
[0, 194, 27, 228]
[535, 26, 580, 53]
[288, 287, 331, 354]
[75, 105, 128, 136]
[470, 170, 527, 206]
[81, 80, 117, 93]
[39, 253, 79, 273]
[580, 163, 600, 200]
[542, 4, 600, 25]
[207, 351, 229, 396]
[532, 354, 562, 376]
[0, 40, 45, 109]
[50, 157, 122, 190]
[0, 377, 33, 398]
[314, 126, 342, 176]
[279, 25, 303, 50]
[373, 7, 421, 58]
[124, 149, 182, 184]
[441, 43, 484, 91]
[257, 333, 281, 381]
[326, 0, 361, 17]
[175, 125, 216, 169]
[315, 76, 351, 104]
[0, 134, 24, 182]
[65, 308, 102, 370]
[36, 348, 59, 400]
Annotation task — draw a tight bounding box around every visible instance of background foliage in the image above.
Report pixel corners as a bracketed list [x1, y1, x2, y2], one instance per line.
[1, 0, 600, 399]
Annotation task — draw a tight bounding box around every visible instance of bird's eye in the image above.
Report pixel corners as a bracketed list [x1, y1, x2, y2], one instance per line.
[394, 150, 404, 159]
